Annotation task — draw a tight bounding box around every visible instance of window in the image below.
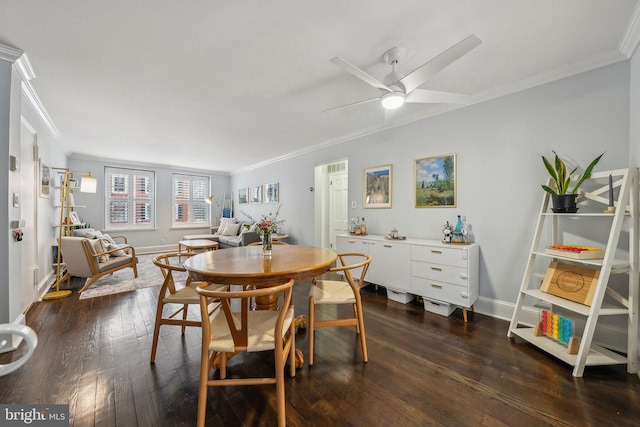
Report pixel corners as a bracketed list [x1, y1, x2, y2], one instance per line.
[105, 167, 155, 229]
[173, 174, 210, 227]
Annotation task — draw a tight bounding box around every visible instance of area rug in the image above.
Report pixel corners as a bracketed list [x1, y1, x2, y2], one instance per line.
[79, 253, 188, 300]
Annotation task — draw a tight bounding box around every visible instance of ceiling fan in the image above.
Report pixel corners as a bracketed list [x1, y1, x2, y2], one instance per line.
[323, 34, 482, 114]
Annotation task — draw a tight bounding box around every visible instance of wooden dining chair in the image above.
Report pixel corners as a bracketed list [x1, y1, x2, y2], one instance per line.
[308, 252, 372, 366]
[196, 279, 296, 427]
[150, 253, 222, 363]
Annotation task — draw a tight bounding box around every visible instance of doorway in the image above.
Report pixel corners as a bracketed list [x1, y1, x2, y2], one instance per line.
[20, 120, 38, 309]
[314, 160, 348, 250]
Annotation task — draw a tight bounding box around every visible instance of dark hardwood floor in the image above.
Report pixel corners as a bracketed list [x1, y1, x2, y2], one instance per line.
[1, 277, 639, 426]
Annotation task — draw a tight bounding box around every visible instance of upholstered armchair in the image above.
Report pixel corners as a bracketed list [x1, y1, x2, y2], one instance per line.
[60, 236, 138, 293]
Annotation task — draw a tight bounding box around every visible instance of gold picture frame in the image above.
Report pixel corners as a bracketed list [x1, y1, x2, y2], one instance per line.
[415, 153, 456, 208]
[364, 164, 392, 208]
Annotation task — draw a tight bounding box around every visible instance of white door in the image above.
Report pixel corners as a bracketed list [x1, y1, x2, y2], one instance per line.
[328, 171, 348, 249]
[20, 124, 37, 309]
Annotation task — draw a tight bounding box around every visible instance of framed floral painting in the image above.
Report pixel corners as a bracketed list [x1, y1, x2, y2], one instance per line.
[364, 164, 392, 208]
[415, 153, 456, 208]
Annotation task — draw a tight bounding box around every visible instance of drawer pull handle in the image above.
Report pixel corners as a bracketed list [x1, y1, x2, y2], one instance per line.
[431, 283, 443, 288]
[431, 266, 443, 271]
[347, 240, 355, 243]
[384, 244, 392, 248]
[431, 249, 442, 254]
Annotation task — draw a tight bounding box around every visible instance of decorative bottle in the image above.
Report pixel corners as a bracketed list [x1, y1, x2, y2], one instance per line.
[455, 215, 463, 232]
[360, 217, 367, 235]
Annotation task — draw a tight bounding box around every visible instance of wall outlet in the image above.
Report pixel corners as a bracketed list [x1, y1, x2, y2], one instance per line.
[351, 201, 357, 208]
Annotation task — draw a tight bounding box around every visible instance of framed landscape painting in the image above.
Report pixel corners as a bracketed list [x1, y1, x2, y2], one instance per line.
[415, 153, 456, 208]
[364, 164, 392, 208]
[238, 187, 248, 204]
[250, 186, 262, 204]
[264, 182, 279, 203]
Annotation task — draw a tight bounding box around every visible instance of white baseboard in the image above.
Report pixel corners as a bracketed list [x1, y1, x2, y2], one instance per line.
[0, 313, 26, 354]
[136, 244, 178, 255]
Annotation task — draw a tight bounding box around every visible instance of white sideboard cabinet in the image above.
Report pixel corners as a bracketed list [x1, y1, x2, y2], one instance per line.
[336, 234, 480, 318]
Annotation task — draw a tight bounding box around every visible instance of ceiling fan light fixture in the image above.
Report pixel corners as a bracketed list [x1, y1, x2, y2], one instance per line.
[381, 91, 405, 109]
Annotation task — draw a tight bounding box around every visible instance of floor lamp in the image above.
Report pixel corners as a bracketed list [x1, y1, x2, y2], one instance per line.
[205, 195, 220, 229]
[43, 169, 97, 301]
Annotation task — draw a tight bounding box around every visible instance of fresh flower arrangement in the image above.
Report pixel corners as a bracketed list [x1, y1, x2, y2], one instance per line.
[241, 204, 285, 235]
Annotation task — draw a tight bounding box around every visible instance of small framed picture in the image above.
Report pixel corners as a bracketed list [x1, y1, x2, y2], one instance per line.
[69, 211, 81, 225]
[238, 187, 249, 204]
[250, 186, 263, 204]
[40, 159, 51, 198]
[415, 153, 456, 208]
[264, 182, 279, 203]
[364, 165, 392, 208]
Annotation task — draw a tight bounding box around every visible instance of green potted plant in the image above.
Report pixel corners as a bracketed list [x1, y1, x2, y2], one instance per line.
[541, 151, 603, 213]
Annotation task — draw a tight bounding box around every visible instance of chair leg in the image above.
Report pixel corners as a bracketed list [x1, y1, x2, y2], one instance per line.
[289, 318, 296, 378]
[355, 302, 368, 363]
[308, 296, 315, 366]
[182, 304, 188, 334]
[352, 303, 360, 334]
[150, 302, 164, 363]
[275, 344, 286, 427]
[197, 351, 210, 427]
[220, 352, 227, 379]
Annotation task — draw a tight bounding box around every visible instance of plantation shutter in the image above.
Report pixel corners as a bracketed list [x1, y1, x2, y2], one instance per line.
[105, 167, 155, 229]
[173, 174, 210, 226]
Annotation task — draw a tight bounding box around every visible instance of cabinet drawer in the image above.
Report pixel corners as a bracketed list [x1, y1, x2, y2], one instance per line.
[410, 277, 472, 307]
[410, 261, 470, 287]
[411, 245, 468, 268]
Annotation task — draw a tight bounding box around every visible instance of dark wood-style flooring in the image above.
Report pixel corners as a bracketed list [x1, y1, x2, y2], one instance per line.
[1, 276, 639, 426]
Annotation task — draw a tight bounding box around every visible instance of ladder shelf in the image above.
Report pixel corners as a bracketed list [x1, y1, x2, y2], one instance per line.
[507, 167, 639, 377]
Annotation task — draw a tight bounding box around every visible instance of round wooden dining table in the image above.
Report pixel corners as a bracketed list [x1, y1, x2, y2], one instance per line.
[184, 244, 337, 310]
[184, 244, 337, 367]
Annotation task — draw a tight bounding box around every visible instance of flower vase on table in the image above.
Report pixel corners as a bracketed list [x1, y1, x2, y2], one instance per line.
[262, 232, 273, 256]
[241, 204, 285, 258]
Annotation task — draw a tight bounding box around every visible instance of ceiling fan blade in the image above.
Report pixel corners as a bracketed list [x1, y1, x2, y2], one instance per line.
[398, 35, 482, 93]
[405, 89, 474, 105]
[330, 57, 392, 92]
[320, 97, 380, 114]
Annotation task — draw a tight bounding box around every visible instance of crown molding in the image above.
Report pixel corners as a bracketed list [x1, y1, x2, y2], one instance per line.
[69, 153, 231, 176]
[620, 1, 640, 58]
[0, 42, 23, 63]
[21, 80, 59, 138]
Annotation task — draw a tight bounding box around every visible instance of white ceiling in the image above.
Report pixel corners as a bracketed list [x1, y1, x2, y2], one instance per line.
[1, 1, 639, 174]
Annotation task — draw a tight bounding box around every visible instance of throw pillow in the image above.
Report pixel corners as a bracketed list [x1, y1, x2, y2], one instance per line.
[214, 222, 227, 236]
[103, 240, 127, 257]
[88, 239, 109, 263]
[86, 230, 104, 240]
[222, 222, 241, 236]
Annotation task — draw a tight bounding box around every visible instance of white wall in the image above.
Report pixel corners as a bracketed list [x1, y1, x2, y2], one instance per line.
[0, 59, 13, 325]
[232, 62, 630, 311]
[630, 45, 640, 167]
